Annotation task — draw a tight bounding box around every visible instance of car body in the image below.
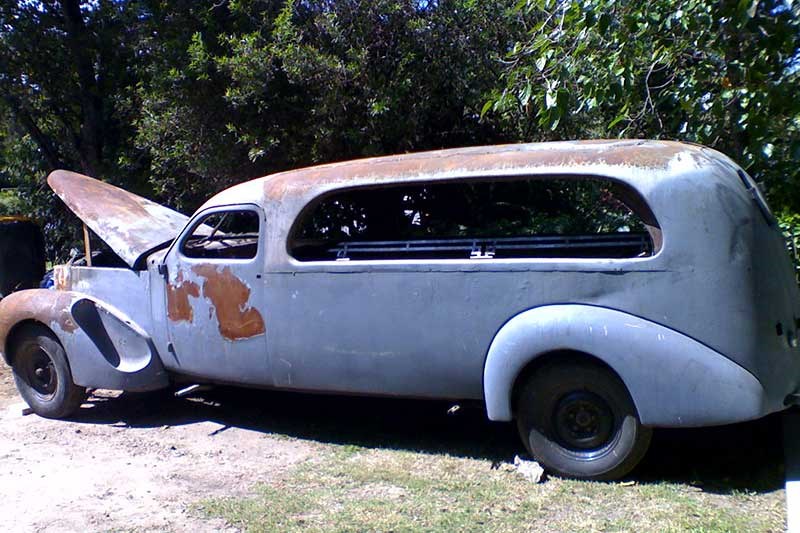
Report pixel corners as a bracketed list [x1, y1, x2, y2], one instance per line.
[2, 139, 798, 479]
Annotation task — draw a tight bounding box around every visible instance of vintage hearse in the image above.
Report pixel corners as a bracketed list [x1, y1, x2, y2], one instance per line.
[1, 140, 798, 480]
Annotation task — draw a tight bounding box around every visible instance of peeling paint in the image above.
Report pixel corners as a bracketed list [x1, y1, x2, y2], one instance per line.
[47, 170, 190, 268]
[194, 140, 724, 216]
[0, 290, 78, 355]
[1, 139, 797, 466]
[192, 265, 265, 340]
[53, 265, 71, 291]
[166, 271, 200, 323]
[260, 140, 707, 203]
[57, 311, 78, 334]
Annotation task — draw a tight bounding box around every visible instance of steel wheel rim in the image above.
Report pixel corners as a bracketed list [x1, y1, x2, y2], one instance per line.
[22, 347, 57, 399]
[553, 390, 615, 452]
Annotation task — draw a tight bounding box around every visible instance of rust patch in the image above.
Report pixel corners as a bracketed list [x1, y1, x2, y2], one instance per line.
[261, 140, 707, 203]
[57, 308, 78, 333]
[166, 271, 200, 323]
[0, 290, 78, 351]
[47, 170, 190, 267]
[53, 265, 71, 291]
[192, 265, 265, 341]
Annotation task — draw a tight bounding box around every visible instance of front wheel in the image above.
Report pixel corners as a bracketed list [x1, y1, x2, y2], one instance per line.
[11, 325, 87, 419]
[516, 360, 651, 480]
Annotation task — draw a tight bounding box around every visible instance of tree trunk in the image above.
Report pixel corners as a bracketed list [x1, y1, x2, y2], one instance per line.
[60, 0, 104, 176]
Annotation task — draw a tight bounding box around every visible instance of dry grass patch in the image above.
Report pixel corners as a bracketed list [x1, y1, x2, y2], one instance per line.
[200, 443, 784, 532]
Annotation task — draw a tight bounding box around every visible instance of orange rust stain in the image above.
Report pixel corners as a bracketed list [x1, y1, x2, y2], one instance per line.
[53, 265, 71, 291]
[0, 289, 78, 344]
[48, 170, 158, 225]
[166, 271, 200, 323]
[57, 311, 78, 333]
[263, 140, 699, 202]
[192, 265, 265, 340]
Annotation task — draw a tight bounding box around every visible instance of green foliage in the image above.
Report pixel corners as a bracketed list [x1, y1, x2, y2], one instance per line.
[487, 0, 800, 212]
[779, 211, 800, 279]
[0, 189, 20, 216]
[0, 0, 147, 258]
[0, 0, 799, 258]
[132, 0, 521, 212]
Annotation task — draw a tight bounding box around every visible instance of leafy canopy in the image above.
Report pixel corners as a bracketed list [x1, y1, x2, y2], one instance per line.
[0, 0, 798, 258]
[487, 0, 800, 207]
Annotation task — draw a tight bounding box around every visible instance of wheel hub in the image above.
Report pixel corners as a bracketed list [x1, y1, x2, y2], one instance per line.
[553, 390, 614, 451]
[26, 349, 57, 397]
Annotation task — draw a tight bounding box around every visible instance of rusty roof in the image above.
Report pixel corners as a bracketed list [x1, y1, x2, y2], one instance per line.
[202, 140, 723, 210]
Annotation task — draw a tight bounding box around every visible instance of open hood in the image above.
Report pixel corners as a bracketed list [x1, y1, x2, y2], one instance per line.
[48, 170, 190, 268]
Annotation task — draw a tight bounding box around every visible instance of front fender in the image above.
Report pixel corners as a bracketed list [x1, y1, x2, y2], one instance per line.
[0, 289, 168, 391]
[483, 305, 766, 427]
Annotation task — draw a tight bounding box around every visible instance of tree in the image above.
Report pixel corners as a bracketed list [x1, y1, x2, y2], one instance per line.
[0, 1, 145, 176]
[0, 0, 145, 255]
[135, 0, 522, 210]
[2, 0, 800, 260]
[485, 0, 800, 212]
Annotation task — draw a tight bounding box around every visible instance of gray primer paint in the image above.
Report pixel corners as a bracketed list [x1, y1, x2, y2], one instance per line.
[2, 140, 798, 429]
[483, 305, 765, 425]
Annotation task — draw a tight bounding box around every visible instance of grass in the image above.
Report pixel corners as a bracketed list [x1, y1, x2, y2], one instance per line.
[199, 443, 783, 532]
[149, 387, 783, 532]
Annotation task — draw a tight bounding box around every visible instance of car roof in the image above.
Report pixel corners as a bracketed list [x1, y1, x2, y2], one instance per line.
[198, 139, 734, 212]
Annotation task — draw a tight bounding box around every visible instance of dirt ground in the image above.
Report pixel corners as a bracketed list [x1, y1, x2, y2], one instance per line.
[0, 367, 313, 532]
[0, 363, 788, 532]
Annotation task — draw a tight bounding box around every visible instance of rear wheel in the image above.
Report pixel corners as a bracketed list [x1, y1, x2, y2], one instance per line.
[516, 360, 651, 480]
[10, 325, 87, 419]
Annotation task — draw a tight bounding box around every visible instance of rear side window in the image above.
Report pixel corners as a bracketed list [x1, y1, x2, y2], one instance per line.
[181, 209, 260, 260]
[289, 177, 659, 261]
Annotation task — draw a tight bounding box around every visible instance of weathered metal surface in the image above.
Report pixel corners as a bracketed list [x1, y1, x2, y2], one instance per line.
[157, 204, 267, 385]
[165, 266, 265, 340]
[53, 265, 70, 291]
[199, 140, 716, 215]
[53, 265, 153, 333]
[48, 170, 190, 268]
[191, 265, 265, 340]
[1, 141, 797, 431]
[250, 141, 798, 426]
[482, 305, 765, 426]
[166, 271, 200, 323]
[0, 288, 166, 391]
[0, 290, 78, 353]
[262, 140, 693, 200]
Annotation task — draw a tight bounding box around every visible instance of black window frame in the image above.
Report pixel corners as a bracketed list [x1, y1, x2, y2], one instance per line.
[287, 175, 661, 263]
[179, 206, 263, 262]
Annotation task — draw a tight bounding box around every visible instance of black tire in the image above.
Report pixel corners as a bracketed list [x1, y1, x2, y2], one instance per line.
[10, 325, 87, 419]
[516, 360, 652, 480]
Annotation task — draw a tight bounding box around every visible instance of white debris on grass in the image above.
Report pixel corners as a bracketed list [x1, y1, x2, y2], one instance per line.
[513, 455, 546, 483]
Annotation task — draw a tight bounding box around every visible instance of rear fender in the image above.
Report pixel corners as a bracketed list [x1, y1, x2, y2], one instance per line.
[483, 305, 766, 427]
[0, 289, 168, 391]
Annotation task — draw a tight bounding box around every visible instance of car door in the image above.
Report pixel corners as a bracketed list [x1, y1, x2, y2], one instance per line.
[162, 204, 268, 385]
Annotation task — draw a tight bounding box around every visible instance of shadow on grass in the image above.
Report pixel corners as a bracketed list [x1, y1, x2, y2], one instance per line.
[73, 386, 784, 494]
[637, 414, 784, 494]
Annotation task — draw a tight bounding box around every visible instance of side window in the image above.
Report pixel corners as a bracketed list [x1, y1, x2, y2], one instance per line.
[289, 177, 659, 261]
[181, 209, 260, 260]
